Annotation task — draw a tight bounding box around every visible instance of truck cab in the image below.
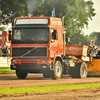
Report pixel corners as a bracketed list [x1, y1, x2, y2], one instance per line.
[11, 16, 64, 79]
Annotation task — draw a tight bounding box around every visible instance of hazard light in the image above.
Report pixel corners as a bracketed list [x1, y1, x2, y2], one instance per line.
[16, 18, 48, 25]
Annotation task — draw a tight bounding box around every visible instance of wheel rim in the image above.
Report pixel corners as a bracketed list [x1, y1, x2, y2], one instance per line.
[56, 66, 61, 76]
[82, 66, 86, 77]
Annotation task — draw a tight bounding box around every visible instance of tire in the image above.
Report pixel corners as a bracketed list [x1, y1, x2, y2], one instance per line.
[68, 67, 76, 78]
[52, 61, 62, 79]
[69, 62, 87, 79]
[16, 69, 28, 79]
[79, 62, 87, 79]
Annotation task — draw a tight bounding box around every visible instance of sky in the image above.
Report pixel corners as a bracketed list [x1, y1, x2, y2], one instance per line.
[82, 0, 100, 35]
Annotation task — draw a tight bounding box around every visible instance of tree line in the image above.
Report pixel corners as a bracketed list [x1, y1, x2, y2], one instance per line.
[0, 0, 99, 45]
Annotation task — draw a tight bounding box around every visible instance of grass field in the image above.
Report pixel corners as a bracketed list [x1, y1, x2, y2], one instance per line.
[0, 67, 15, 74]
[0, 83, 100, 95]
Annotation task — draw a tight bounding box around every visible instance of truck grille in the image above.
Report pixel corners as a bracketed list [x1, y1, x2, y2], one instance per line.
[12, 47, 47, 58]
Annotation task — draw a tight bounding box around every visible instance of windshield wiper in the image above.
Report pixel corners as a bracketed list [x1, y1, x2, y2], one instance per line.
[20, 47, 37, 57]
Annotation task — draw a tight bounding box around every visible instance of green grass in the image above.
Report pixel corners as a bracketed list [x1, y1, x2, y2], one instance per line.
[0, 67, 15, 74]
[0, 67, 10, 69]
[0, 83, 100, 95]
[0, 70, 15, 74]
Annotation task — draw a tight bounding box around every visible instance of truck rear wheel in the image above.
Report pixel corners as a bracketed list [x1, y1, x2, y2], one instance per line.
[16, 69, 28, 79]
[52, 61, 62, 79]
[69, 62, 87, 79]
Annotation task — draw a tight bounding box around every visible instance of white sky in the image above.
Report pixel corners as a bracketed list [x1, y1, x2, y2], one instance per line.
[82, 0, 100, 35]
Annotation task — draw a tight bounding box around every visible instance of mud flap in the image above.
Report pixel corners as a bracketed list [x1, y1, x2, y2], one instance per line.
[42, 65, 54, 78]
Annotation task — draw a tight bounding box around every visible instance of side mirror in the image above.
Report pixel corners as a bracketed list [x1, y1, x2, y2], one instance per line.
[8, 33, 11, 41]
[52, 30, 57, 40]
[12, 21, 14, 26]
[8, 30, 12, 41]
[66, 38, 70, 42]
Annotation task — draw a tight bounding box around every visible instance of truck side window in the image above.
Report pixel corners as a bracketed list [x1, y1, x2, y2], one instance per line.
[51, 30, 57, 40]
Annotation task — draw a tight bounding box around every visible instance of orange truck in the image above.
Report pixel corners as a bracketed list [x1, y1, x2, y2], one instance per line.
[0, 31, 11, 56]
[0, 31, 10, 48]
[9, 15, 93, 79]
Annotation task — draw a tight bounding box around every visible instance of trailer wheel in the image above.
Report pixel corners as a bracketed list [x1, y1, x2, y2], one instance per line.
[68, 67, 76, 78]
[16, 69, 28, 79]
[69, 62, 87, 79]
[52, 61, 62, 79]
[79, 62, 87, 78]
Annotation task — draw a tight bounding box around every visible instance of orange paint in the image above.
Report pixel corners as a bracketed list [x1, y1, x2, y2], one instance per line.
[87, 59, 100, 76]
[65, 45, 87, 57]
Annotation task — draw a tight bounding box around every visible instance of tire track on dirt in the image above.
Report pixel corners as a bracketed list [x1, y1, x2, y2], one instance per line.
[0, 74, 100, 88]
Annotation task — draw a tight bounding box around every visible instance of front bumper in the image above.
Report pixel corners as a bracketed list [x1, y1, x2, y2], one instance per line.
[11, 63, 53, 73]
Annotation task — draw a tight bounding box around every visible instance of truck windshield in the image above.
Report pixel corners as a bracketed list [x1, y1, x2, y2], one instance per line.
[12, 28, 49, 44]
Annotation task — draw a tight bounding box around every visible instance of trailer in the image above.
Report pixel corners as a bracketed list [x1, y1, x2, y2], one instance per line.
[67, 45, 100, 78]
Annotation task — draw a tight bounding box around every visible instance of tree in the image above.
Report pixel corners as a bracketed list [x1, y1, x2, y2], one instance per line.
[90, 31, 99, 38]
[89, 31, 100, 46]
[0, 0, 27, 24]
[70, 30, 91, 45]
[33, 0, 96, 37]
[0, 0, 96, 40]
[96, 33, 100, 46]
[0, 26, 5, 31]
[26, 0, 44, 14]
[0, 10, 2, 21]
[0, 0, 44, 24]
[0, 5, 5, 31]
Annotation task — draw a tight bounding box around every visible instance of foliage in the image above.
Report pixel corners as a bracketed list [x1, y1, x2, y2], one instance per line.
[0, 0, 96, 44]
[0, 10, 2, 21]
[95, 33, 100, 46]
[33, 0, 96, 37]
[0, 26, 5, 31]
[90, 31, 99, 38]
[89, 32, 100, 46]
[1, 0, 27, 24]
[70, 30, 91, 45]
[26, 0, 44, 14]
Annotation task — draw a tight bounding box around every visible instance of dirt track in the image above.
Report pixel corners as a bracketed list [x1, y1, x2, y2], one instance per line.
[0, 73, 100, 88]
[1, 88, 100, 100]
[0, 74, 100, 100]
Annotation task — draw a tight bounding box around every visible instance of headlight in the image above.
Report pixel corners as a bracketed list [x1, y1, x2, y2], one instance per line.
[12, 60, 17, 63]
[42, 60, 47, 63]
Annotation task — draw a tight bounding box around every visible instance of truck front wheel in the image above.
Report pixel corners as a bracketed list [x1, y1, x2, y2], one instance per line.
[16, 69, 28, 79]
[52, 60, 62, 79]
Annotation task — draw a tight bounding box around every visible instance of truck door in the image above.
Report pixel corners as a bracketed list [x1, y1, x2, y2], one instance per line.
[50, 29, 59, 58]
[58, 29, 63, 55]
